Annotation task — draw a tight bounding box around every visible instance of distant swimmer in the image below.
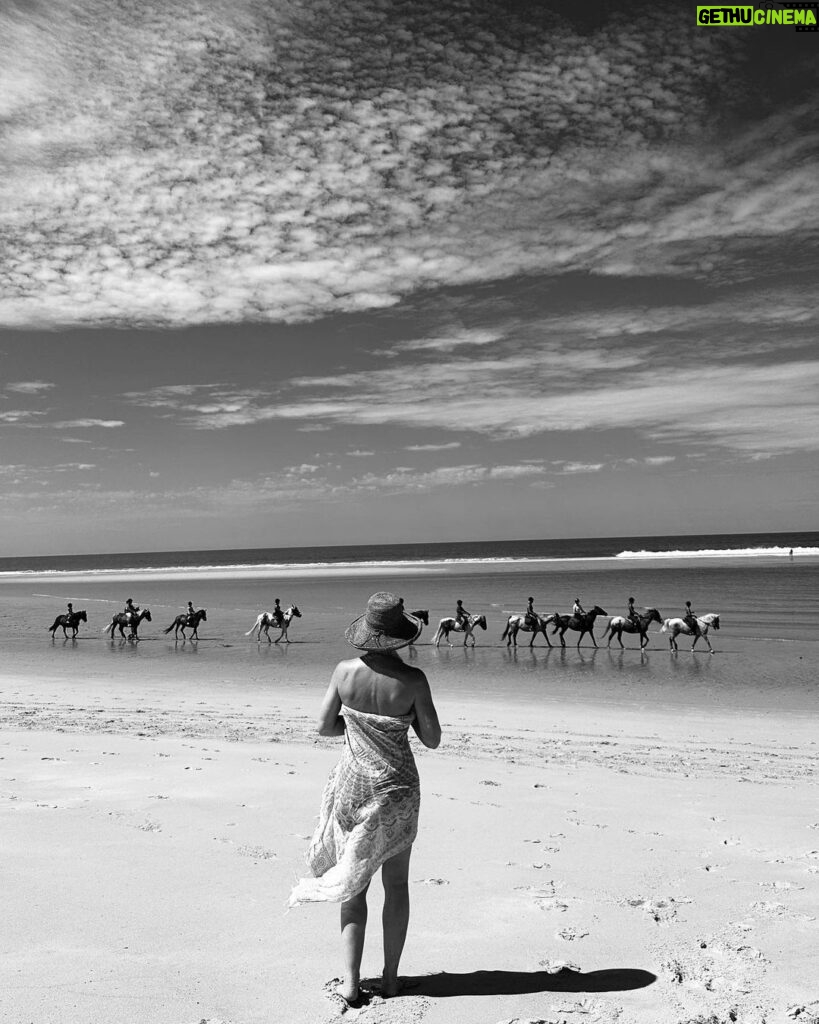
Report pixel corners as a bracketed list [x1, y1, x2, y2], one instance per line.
[789, 548, 794, 560]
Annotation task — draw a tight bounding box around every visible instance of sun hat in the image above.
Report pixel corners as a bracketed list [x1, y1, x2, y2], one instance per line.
[345, 592, 422, 652]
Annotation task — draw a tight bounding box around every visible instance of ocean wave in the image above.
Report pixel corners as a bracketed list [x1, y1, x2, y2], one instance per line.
[615, 546, 819, 559]
[2, 547, 817, 580]
[0, 554, 637, 580]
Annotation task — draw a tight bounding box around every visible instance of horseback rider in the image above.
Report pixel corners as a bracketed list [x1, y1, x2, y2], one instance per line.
[525, 596, 536, 628]
[627, 596, 640, 628]
[572, 596, 586, 619]
[683, 601, 701, 636]
[66, 601, 74, 619]
[272, 598, 284, 627]
[124, 597, 139, 623]
[455, 599, 469, 630]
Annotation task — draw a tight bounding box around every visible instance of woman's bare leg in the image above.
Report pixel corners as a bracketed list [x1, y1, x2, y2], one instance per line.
[340, 886, 368, 1002]
[381, 846, 412, 996]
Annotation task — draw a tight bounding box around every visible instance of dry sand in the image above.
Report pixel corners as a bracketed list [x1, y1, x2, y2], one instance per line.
[2, 665, 818, 1024]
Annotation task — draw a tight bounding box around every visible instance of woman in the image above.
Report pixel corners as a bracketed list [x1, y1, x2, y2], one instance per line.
[290, 593, 441, 1005]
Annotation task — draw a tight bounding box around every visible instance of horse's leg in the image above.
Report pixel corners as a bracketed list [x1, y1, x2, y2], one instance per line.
[559, 628, 566, 648]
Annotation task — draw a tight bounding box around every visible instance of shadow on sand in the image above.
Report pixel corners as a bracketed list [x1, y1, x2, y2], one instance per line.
[398, 966, 656, 998]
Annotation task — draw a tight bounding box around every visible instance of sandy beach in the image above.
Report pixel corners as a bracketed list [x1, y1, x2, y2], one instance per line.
[2, 644, 818, 1024]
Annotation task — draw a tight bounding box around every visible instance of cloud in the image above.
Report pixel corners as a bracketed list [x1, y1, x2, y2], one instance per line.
[5, 380, 55, 393]
[561, 462, 605, 474]
[404, 442, 462, 451]
[51, 419, 125, 428]
[1, 0, 814, 327]
[0, 409, 46, 423]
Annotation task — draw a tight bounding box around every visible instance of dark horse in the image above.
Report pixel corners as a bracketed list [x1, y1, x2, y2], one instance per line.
[103, 608, 152, 640]
[551, 605, 607, 648]
[164, 608, 207, 640]
[408, 609, 429, 645]
[48, 609, 88, 639]
[602, 609, 663, 650]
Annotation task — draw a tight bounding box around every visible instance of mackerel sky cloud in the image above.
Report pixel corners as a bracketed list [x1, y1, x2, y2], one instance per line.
[0, 0, 816, 552]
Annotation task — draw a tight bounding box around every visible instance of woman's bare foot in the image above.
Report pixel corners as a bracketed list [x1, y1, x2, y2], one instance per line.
[339, 977, 359, 1003]
[380, 970, 402, 998]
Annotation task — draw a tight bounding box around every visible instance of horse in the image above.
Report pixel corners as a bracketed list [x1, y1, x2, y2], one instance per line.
[245, 604, 301, 643]
[551, 605, 608, 648]
[48, 609, 87, 639]
[408, 609, 428, 645]
[432, 613, 487, 647]
[602, 609, 663, 650]
[501, 612, 557, 648]
[103, 608, 152, 640]
[163, 608, 207, 640]
[661, 613, 720, 653]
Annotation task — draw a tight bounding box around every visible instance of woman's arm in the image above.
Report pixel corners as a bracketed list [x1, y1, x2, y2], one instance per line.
[410, 672, 441, 749]
[316, 668, 345, 737]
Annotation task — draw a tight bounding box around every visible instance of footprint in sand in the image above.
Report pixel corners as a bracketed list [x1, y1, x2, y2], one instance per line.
[236, 844, 276, 860]
[555, 927, 589, 941]
[662, 940, 767, 998]
[621, 896, 690, 924]
[417, 877, 449, 886]
[538, 958, 581, 973]
[788, 1000, 819, 1022]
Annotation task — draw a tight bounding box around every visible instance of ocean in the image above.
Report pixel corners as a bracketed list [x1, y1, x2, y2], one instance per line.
[1, 531, 817, 718]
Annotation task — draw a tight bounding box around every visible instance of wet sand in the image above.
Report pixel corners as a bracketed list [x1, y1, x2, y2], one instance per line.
[2, 653, 818, 1024]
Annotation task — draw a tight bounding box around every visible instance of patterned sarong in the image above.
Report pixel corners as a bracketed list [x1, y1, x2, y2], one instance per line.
[289, 705, 420, 905]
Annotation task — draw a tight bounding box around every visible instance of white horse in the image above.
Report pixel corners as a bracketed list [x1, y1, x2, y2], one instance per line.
[602, 609, 663, 650]
[245, 604, 301, 643]
[661, 613, 720, 653]
[501, 613, 557, 647]
[432, 613, 487, 647]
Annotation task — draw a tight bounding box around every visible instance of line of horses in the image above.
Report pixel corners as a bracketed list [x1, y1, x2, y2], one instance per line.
[48, 605, 302, 643]
[432, 606, 720, 652]
[47, 603, 720, 652]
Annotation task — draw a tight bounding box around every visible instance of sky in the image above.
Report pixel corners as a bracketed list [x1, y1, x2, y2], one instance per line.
[0, 0, 817, 556]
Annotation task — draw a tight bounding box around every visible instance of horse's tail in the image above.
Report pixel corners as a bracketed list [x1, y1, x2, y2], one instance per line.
[163, 622, 175, 634]
[601, 621, 612, 639]
[500, 621, 511, 641]
[244, 614, 263, 636]
[102, 621, 114, 634]
[47, 618, 60, 632]
[660, 620, 669, 633]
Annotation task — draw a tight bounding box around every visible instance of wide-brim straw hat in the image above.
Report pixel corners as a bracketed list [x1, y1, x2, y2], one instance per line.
[345, 592, 422, 652]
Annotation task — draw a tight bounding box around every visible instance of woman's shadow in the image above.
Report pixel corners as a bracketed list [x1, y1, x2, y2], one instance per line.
[383, 965, 656, 997]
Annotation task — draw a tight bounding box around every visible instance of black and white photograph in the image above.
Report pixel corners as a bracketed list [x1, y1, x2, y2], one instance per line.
[1, 1, 817, 1021]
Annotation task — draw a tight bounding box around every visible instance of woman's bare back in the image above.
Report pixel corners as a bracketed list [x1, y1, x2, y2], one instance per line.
[319, 651, 441, 749]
